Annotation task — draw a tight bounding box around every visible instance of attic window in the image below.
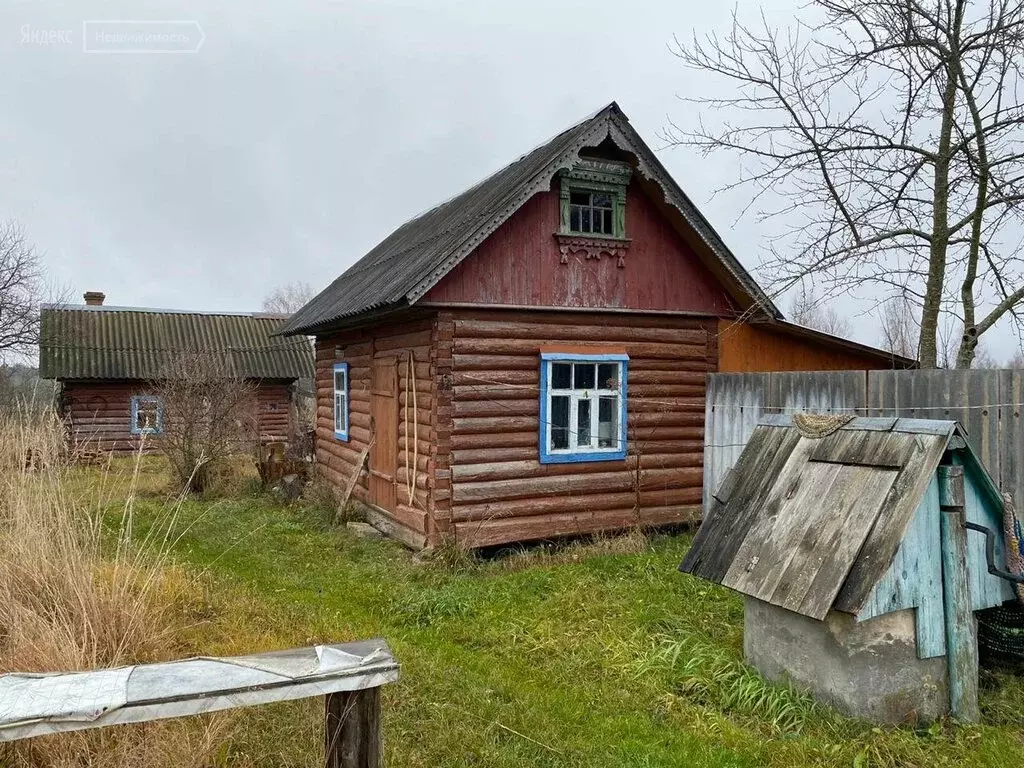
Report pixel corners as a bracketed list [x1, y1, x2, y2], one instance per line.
[559, 159, 631, 240]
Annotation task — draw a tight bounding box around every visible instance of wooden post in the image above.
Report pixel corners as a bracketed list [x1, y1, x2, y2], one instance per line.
[938, 465, 980, 723]
[325, 688, 382, 768]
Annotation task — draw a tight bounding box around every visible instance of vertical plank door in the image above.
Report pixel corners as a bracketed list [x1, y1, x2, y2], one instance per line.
[369, 357, 398, 512]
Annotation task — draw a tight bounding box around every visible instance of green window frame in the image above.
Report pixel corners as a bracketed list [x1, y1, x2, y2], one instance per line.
[559, 159, 631, 240]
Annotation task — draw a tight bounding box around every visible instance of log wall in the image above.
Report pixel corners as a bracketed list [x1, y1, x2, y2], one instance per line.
[62, 380, 296, 453]
[256, 383, 293, 441]
[314, 316, 436, 548]
[442, 309, 715, 548]
[63, 382, 150, 453]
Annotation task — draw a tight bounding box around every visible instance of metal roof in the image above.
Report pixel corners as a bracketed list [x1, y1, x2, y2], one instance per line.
[278, 102, 780, 336]
[39, 305, 313, 381]
[680, 415, 997, 619]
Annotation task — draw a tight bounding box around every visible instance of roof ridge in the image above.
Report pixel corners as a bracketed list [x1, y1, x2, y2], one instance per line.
[41, 304, 290, 319]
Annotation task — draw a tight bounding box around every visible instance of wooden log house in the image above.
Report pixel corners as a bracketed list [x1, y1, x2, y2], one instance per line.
[40, 293, 313, 453]
[278, 102, 912, 549]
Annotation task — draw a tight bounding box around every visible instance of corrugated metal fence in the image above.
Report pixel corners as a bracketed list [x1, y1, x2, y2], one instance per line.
[704, 370, 1024, 512]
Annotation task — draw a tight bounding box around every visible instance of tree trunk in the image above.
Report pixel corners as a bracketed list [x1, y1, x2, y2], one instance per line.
[918, 71, 959, 369]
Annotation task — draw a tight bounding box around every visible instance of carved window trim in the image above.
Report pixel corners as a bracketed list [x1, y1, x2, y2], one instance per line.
[559, 159, 631, 241]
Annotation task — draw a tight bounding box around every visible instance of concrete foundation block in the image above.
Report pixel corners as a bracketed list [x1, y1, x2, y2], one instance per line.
[744, 597, 948, 724]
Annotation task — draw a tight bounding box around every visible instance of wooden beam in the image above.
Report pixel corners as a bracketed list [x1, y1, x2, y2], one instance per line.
[938, 464, 979, 723]
[325, 688, 382, 768]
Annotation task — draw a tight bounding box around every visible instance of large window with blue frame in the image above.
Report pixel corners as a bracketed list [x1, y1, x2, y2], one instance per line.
[333, 362, 349, 441]
[130, 395, 163, 435]
[539, 351, 628, 464]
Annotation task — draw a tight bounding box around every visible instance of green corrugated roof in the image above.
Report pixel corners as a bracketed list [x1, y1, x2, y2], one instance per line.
[39, 306, 313, 381]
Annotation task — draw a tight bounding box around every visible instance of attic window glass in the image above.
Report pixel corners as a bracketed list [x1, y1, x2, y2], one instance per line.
[569, 191, 614, 235]
[130, 395, 162, 436]
[333, 362, 349, 441]
[540, 352, 628, 464]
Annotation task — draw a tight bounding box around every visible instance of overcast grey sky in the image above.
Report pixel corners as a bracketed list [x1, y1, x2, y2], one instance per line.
[2, 0, 1020, 359]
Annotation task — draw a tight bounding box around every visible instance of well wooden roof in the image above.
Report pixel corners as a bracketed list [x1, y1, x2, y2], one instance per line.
[680, 415, 991, 619]
[277, 102, 780, 336]
[39, 305, 313, 382]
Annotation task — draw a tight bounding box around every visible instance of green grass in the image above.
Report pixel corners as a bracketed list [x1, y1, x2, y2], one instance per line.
[94, 461, 1024, 767]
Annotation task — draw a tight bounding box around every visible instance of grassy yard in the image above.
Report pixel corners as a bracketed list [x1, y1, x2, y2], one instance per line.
[80, 460, 1024, 767]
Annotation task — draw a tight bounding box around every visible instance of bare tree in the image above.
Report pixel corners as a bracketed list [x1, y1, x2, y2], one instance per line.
[669, 1, 1024, 368]
[788, 285, 852, 337]
[879, 296, 920, 359]
[0, 222, 44, 362]
[970, 339, 1000, 367]
[262, 282, 314, 315]
[150, 349, 256, 494]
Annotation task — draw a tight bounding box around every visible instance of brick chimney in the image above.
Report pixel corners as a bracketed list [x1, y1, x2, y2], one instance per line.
[83, 291, 105, 306]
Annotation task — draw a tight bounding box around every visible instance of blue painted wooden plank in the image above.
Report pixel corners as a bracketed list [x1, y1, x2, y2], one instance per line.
[859, 474, 946, 658]
[961, 461, 1015, 609]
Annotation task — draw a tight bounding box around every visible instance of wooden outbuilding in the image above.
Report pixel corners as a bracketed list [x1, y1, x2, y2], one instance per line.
[278, 102, 912, 549]
[40, 294, 313, 453]
[680, 415, 1018, 723]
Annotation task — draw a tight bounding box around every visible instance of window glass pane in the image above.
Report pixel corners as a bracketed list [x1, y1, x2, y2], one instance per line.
[577, 398, 592, 448]
[136, 400, 159, 432]
[570, 207, 580, 231]
[550, 395, 570, 450]
[580, 207, 591, 232]
[570, 191, 590, 206]
[602, 211, 614, 235]
[335, 394, 345, 431]
[334, 369, 346, 391]
[551, 363, 571, 389]
[573, 363, 595, 389]
[593, 193, 612, 209]
[598, 396, 619, 448]
[597, 363, 618, 389]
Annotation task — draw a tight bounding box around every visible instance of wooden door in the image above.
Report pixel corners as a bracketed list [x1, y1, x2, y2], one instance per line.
[369, 357, 398, 512]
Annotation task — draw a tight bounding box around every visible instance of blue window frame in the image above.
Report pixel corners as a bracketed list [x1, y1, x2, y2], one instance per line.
[539, 352, 628, 464]
[333, 362, 349, 441]
[130, 395, 163, 435]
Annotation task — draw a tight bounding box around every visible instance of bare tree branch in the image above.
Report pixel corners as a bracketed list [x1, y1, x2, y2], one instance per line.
[667, 0, 1024, 367]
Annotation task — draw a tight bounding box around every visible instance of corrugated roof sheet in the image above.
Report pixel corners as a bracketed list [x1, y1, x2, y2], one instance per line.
[39, 305, 313, 381]
[277, 102, 779, 336]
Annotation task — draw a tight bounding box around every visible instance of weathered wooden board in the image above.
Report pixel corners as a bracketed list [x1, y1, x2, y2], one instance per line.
[702, 373, 771, 512]
[833, 430, 952, 613]
[721, 454, 897, 620]
[682, 424, 802, 583]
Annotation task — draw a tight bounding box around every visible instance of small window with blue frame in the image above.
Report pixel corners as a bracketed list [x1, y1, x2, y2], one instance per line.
[130, 395, 163, 435]
[539, 351, 628, 464]
[333, 362, 349, 440]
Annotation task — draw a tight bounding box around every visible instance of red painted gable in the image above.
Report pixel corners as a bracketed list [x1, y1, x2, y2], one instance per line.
[423, 182, 737, 314]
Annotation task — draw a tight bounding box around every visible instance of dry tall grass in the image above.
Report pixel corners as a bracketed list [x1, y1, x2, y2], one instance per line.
[0, 409, 228, 767]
